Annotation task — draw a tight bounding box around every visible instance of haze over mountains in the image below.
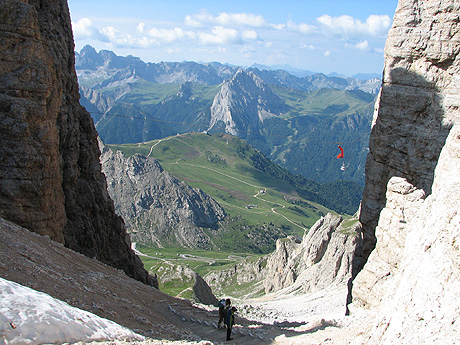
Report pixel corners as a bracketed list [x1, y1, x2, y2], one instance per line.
[76, 45, 379, 185]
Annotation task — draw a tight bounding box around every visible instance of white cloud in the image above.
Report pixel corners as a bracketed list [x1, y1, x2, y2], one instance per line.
[366, 15, 393, 36]
[273, 20, 316, 35]
[286, 20, 316, 34]
[185, 11, 267, 28]
[272, 23, 286, 30]
[242, 30, 260, 41]
[317, 14, 391, 38]
[197, 26, 241, 45]
[137, 22, 145, 34]
[324, 50, 331, 57]
[101, 26, 139, 48]
[346, 40, 371, 51]
[185, 13, 211, 27]
[148, 27, 194, 43]
[72, 18, 109, 42]
[301, 43, 315, 50]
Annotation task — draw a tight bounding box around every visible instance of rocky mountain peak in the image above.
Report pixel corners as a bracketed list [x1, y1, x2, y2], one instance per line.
[208, 68, 289, 137]
[99, 141, 226, 248]
[177, 81, 194, 99]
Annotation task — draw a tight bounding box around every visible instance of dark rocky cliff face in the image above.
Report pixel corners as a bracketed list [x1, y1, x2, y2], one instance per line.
[0, 0, 156, 287]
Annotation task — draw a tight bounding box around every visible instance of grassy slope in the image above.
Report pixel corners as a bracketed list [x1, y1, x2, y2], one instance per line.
[272, 86, 375, 118]
[138, 245, 265, 298]
[108, 133, 329, 236]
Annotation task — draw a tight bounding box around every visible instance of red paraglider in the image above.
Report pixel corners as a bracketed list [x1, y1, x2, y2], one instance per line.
[337, 145, 344, 159]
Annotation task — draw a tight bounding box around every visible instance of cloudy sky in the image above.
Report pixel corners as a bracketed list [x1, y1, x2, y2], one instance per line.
[68, 0, 398, 76]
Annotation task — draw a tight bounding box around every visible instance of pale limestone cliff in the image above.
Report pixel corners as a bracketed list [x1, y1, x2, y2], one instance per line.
[0, 0, 154, 286]
[264, 214, 360, 295]
[351, 0, 460, 343]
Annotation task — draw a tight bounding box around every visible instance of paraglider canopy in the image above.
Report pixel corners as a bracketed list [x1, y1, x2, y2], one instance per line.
[337, 145, 344, 159]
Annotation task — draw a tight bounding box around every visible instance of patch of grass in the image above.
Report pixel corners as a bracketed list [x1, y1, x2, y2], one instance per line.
[139, 245, 264, 297]
[109, 133, 325, 242]
[338, 217, 360, 236]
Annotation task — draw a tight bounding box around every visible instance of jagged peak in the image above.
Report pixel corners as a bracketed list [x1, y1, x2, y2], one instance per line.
[177, 81, 194, 99]
[79, 44, 98, 57]
[226, 67, 268, 92]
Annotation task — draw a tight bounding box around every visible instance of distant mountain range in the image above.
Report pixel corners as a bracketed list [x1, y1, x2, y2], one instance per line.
[76, 45, 379, 185]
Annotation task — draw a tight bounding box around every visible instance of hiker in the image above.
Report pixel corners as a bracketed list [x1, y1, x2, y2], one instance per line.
[225, 306, 237, 341]
[218, 298, 231, 328]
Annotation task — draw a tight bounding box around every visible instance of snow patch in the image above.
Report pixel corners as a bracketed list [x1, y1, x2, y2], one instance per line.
[0, 278, 144, 345]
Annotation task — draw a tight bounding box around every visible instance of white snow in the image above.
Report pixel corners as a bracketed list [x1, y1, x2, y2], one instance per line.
[0, 278, 144, 345]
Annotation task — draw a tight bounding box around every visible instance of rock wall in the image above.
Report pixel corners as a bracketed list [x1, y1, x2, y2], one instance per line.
[264, 214, 361, 295]
[204, 214, 361, 299]
[0, 0, 155, 286]
[99, 141, 226, 249]
[351, 0, 460, 343]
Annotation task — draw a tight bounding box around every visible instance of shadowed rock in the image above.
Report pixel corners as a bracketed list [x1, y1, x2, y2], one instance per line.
[0, 0, 156, 287]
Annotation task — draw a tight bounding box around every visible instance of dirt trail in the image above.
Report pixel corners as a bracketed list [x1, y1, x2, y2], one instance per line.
[0, 218, 367, 345]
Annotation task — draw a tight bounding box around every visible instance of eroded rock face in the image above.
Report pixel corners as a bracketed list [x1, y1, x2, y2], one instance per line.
[99, 141, 226, 249]
[264, 214, 361, 294]
[352, 177, 426, 309]
[352, 0, 460, 343]
[0, 0, 155, 287]
[357, 0, 458, 267]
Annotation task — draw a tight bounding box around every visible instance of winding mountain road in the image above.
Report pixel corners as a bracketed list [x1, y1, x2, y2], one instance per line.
[147, 136, 308, 232]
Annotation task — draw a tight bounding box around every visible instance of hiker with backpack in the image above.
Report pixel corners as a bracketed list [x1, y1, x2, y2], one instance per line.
[225, 306, 237, 341]
[218, 298, 231, 328]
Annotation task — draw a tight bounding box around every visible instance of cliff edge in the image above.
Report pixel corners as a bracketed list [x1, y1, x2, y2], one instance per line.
[351, 0, 460, 343]
[0, 0, 155, 286]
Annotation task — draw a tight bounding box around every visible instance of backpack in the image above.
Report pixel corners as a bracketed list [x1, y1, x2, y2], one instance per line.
[218, 299, 226, 309]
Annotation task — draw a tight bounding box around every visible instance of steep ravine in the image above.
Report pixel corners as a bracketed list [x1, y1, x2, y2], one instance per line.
[1, 0, 459, 344]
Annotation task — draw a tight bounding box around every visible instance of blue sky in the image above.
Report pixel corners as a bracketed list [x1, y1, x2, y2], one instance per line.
[68, 0, 398, 76]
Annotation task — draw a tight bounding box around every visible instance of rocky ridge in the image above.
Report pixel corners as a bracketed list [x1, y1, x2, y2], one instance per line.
[99, 141, 226, 249]
[204, 213, 360, 301]
[76, 45, 381, 93]
[264, 214, 360, 295]
[0, 0, 154, 286]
